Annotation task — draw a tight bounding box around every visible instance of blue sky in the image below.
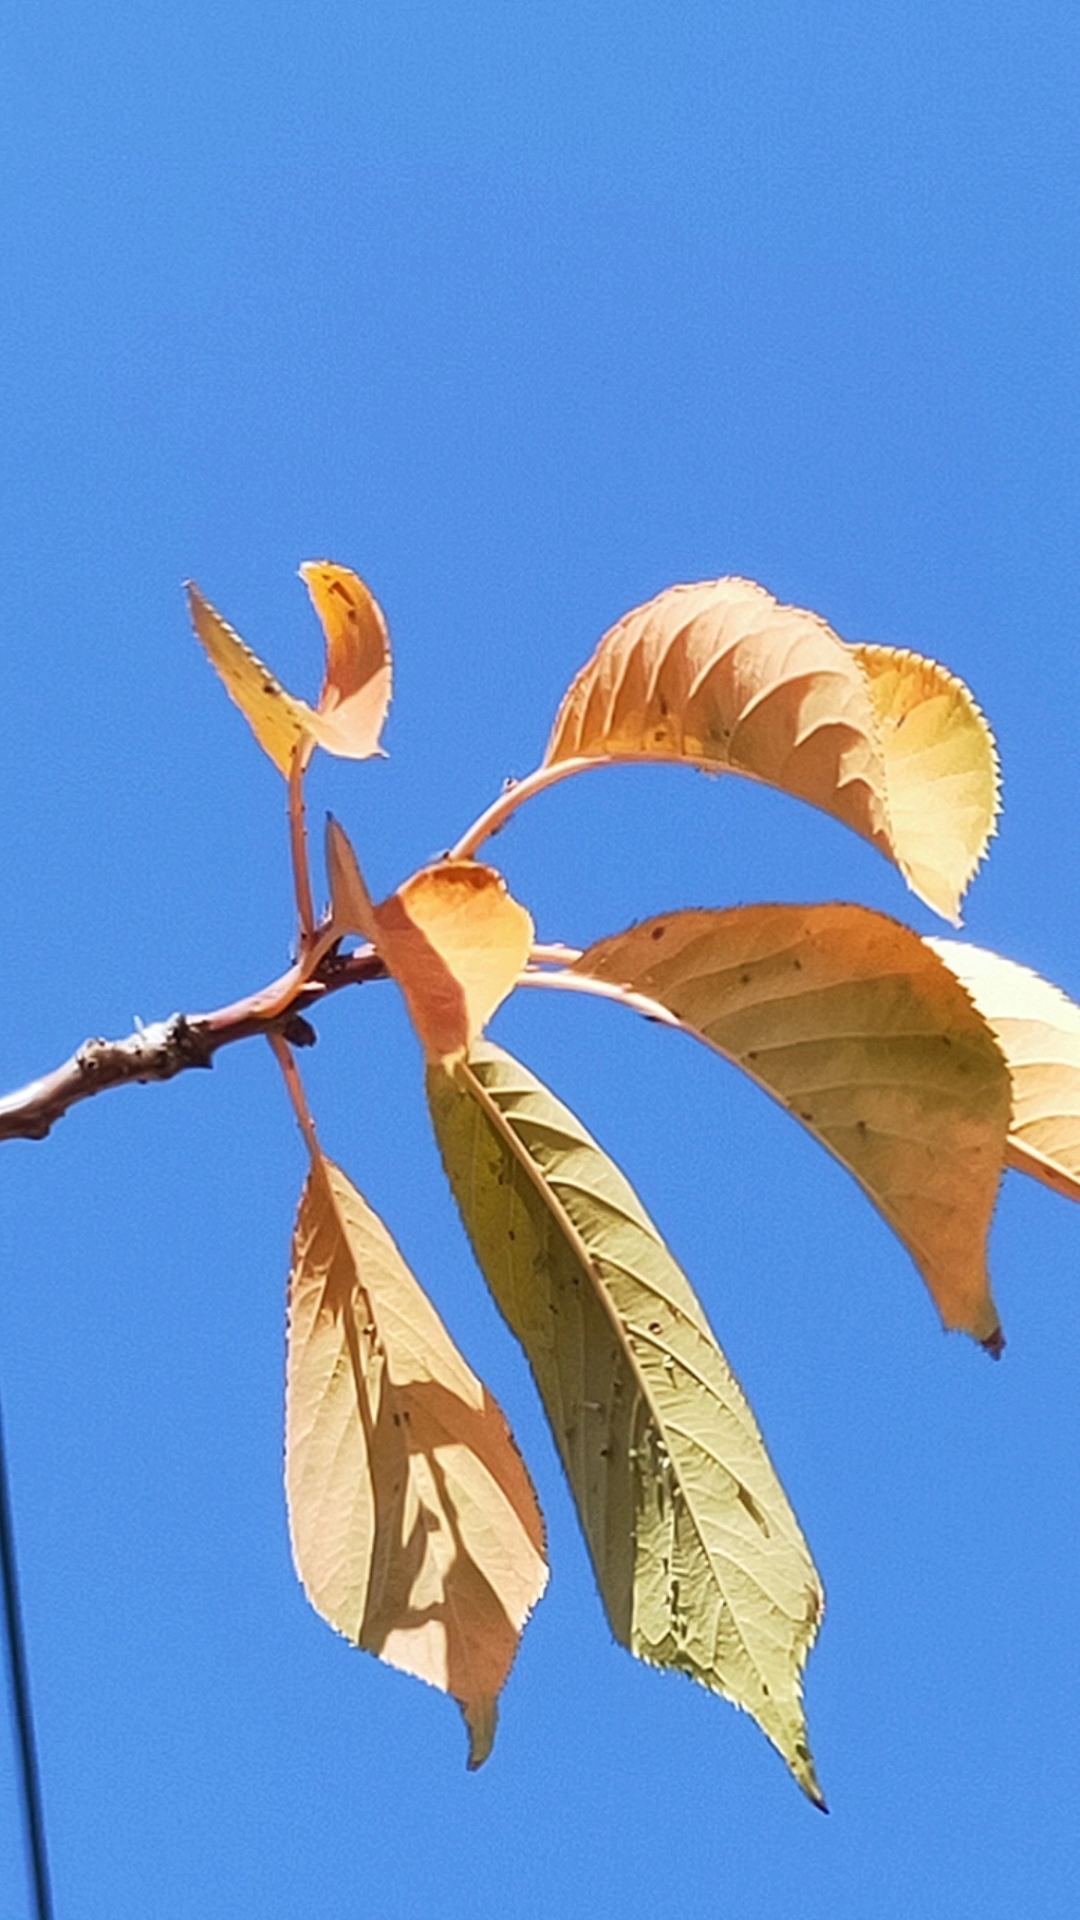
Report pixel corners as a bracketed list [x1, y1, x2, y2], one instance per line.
[1, 3, 1079, 1914]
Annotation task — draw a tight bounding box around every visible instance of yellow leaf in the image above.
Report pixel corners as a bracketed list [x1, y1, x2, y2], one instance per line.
[853, 645, 999, 924]
[187, 584, 314, 777]
[428, 1040, 826, 1805]
[287, 1150, 548, 1768]
[543, 578, 993, 918]
[300, 561, 393, 760]
[369, 861, 534, 1062]
[575, 905, 1011, 1351]
[928, 939, 1080, 1204]
[187, 564, 391, 775]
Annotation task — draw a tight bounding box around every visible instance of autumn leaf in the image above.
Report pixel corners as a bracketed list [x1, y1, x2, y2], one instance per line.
[187, 584, 314, 776]
[543, 578, 994, 920]
[327, 828, 534, 1061]
[928, 939, 1080, 1205]
[574, 905, 1012, 1351]
[287, 1146, 548, 1767]
[853, 645, 999, 924]
[187, 562, 391, 775]
[299, 561, 393, 759]
[325, 815, 380, 944]
[428, 1039, 826, 1806]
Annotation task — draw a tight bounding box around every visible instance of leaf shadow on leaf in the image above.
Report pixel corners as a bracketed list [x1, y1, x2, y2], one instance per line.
[289, 1152, 548, 1767]
[372, 891, 472, 1060]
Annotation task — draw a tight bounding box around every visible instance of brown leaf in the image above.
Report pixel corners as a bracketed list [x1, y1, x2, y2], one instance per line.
[300, 561, 393, 760]
[575, 904, 1012, 1350]
[928, 939, 1080, 1204]
[544, 579, 994, 918]
[287, 1149, 548, 1766]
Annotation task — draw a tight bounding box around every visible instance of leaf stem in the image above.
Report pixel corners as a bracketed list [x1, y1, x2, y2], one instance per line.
[516, 964, 685, 1032]
[449, 759, 600, 860]
[268, 1030, 320, 1161]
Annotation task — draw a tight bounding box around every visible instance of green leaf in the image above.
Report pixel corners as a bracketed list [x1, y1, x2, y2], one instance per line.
[427, 1039, 826, 1805]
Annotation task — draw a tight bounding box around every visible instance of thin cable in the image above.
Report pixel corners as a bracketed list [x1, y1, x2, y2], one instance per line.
[0, 1392, 54, 1920]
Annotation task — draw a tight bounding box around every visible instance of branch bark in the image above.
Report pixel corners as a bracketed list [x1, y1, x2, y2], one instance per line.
[0, 944, 674, 1145]
[0, 947, 387, 1143]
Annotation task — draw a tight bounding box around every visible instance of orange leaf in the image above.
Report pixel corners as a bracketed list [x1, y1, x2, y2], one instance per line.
[544, 579, 994, 919]
[300, 561, 393, 760]
[188, 565, 391, 775]
[575, 904, 1012, 1349]
[287, 1150, 548, 1765]
[357, 860, 534, 1062]
[546, 578, 890, 851]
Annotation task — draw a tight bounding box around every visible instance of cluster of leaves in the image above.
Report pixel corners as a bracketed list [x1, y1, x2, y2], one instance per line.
[183, 566, 1080, 1805]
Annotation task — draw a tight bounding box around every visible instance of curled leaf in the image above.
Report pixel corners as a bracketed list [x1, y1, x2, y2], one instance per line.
[575, 905, 1012, 1351]
[287, 1148, 548, 1767]
[853, 645, 999, 924]
[187, 563, 391, 775]
[428, 1039, 826, 1806]
[543, 578, 993, 919]
[928, 939, 1080, 1204]
[300, 561, 393, 759]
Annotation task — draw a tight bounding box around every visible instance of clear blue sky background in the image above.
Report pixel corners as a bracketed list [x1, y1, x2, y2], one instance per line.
[1, 4, 1078, 1915]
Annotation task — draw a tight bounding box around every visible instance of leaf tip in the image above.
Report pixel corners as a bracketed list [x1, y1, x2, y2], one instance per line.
[463, 1696, 498, 1771]
[791, 1737, 827, 1811]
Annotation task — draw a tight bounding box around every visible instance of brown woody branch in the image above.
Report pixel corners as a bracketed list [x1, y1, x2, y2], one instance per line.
[0, 947, 388, 1144]
[0, 939, 673, 1145]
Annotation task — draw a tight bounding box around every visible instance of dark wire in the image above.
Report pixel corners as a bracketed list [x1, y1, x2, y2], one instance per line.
[0, 1393, 54, 1920]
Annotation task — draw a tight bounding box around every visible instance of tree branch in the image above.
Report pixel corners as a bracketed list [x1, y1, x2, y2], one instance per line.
[0, 947, 387, 1144]
[0, 943, 668, 1145]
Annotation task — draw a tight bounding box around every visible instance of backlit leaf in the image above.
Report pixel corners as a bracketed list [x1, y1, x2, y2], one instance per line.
[187, 563, 391, 775]
[428, 1039, 825, 1805]
[325, 815, 379, 945]
[543, 578, 991, 918]
[287, 1148, 548, 1767]
[928, 939, 1080, 1204]
[300, 561, 393, 759]
[338, 857, 534, 1062]
[853, 645, 999, 924]
[187, 583, 314, 776]
[575, 905, 1011, 1351]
